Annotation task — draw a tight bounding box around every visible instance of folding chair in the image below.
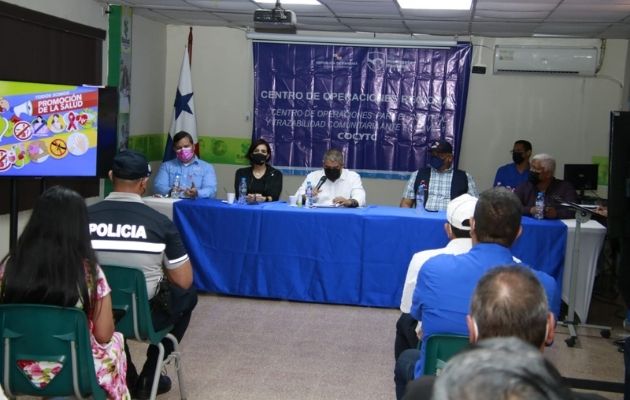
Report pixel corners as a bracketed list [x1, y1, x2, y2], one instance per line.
[102, 264, 187, 400]
[0, 304, 106, 399]
[422, 334, 469, 376]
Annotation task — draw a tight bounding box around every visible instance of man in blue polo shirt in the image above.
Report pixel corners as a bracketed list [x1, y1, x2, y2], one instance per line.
[493, 139, 532, 190]
[393, 187, 558, 400]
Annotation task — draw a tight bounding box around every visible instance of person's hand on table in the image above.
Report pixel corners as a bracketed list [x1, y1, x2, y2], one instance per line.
[183, 186, 198, 199]
[544, 206, 558, 219]
[312, 188, 321, 197]
[333, 197, 358, 208]
[247, 193, 267, 203]
[595, 206, 608, 217]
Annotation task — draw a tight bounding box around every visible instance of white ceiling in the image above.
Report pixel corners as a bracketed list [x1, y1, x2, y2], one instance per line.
[99, 0, 630, 39]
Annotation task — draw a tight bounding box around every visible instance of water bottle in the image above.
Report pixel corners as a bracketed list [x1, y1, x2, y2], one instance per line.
[169, 174, 181, 198]
[238, 177, 247, 205]
[535, 191, 545, 220]
[415, 183, 425, 212]
[305, 181, 313, 208]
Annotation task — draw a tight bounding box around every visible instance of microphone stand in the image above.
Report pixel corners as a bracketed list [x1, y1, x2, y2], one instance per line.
[557, 200, 611, 347]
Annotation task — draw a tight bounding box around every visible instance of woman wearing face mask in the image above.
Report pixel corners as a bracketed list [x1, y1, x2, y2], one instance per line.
[234, 138, 283, 203]
[153, 130, 217, 198]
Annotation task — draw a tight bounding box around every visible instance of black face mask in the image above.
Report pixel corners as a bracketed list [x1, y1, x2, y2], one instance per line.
[251, 153, 267, 165]
[512, 152, 525, 164]
[429, 155, 444, 170]
[324, 167, 341, 181]
[529, 171, 541, 185]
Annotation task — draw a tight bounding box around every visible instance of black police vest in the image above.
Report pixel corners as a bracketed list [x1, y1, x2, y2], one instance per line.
[413, 167, 468, 206]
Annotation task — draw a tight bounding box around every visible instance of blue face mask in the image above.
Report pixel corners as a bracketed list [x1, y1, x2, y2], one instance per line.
[429, 155, 444, 170]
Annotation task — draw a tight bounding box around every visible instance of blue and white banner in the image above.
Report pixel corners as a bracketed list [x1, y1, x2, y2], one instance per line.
[253, 42, 472, 175]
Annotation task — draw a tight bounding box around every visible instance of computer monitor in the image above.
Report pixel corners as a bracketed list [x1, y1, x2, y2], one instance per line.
[563, 164, 599, 199]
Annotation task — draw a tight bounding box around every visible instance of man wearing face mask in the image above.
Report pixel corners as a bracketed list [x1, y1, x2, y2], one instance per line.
[294, 148, 366, 207]
[153, 130, 217, 199]
[514, 153, 577, 219]
[400, 140, 478, 211]
[493, 140, 532, 190]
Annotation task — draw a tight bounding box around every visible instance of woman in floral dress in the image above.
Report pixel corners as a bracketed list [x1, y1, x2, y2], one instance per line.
[0, 186, 129, 399]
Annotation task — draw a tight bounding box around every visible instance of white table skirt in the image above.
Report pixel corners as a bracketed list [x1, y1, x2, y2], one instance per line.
[142, 197, 180, 221]
[561, 219, 606, 322]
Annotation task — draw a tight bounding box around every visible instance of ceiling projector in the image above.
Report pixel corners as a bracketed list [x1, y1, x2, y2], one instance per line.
[253, 8, 297, 33]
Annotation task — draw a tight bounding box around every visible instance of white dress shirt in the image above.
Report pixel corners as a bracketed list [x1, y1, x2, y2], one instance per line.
[295, 168, 366, 206]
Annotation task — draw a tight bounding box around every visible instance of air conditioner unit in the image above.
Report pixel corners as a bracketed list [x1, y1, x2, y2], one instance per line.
[254, 8, 297, 33]
[493, 45, 598, 76]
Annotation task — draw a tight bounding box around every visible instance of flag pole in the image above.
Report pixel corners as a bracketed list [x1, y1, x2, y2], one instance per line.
[188, 27, 193, 65]
[163, 31, 198, 162]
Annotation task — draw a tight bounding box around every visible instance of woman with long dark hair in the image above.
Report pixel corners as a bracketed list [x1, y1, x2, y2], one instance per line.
[0, 186, 129, 399]
[234, 138, 283, 202]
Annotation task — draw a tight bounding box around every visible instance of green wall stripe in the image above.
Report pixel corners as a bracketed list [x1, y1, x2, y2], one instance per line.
[127, 134, 250, 165]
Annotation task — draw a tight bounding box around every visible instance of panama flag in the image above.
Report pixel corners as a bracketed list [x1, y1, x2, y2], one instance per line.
[163, 29, 197, 161]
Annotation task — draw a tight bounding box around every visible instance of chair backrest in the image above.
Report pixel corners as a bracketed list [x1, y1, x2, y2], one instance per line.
[423, 334, 470, 376]
[0, 304, 105, 399]
[101, 265, 172, 344]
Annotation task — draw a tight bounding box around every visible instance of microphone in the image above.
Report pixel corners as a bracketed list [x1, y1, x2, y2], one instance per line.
[315, 176, 327, 191]
[552, 195, 594, 215]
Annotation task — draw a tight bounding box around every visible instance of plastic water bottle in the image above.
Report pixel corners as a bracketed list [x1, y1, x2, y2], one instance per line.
[169, 174, 181, 198]
[305, 181, 313, 208]
[535, 191, 545, 220]
[416, 183, 425, 212]
[238, 177, 247, 205]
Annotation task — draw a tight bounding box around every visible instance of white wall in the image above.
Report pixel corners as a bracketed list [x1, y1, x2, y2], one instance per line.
[462, 38, 626, 191]
[130, 14, 166, 135]
[156, 28, 628, 204]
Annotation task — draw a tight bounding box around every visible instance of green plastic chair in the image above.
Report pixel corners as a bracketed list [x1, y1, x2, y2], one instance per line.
[101, 264, 187, 400]
[423, 334, 470, 376]
[0, 303, 106, 399]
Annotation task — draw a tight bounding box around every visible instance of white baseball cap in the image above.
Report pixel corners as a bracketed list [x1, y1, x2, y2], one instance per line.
[446, 194, 478, 230]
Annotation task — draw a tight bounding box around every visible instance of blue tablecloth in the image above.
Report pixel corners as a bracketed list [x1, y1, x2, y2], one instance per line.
[174, 200, 566, 309]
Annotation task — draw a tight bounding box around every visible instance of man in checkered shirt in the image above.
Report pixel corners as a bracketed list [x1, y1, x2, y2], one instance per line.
[400, 140, 478, 211]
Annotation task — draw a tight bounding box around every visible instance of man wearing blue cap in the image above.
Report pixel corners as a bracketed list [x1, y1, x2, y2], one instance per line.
[400, 140, 478, 211]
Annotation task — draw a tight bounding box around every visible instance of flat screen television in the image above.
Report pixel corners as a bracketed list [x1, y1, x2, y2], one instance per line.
[564, 163, 599, 198]
[0, 80, 117, 178]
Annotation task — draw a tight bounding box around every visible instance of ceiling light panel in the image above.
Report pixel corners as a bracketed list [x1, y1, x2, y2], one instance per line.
[397, 0, 472, 11]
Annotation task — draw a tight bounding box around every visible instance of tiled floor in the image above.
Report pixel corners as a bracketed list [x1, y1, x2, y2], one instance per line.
[128, 293, 627, 400]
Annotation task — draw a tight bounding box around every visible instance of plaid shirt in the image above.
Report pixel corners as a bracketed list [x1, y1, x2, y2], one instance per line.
[402, 168, 478, 211]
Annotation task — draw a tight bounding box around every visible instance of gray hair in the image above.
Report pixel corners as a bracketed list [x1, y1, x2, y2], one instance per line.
[532, 153, 556, 175]
[323, 148, 344, 165]
[431, 337, 575, 400]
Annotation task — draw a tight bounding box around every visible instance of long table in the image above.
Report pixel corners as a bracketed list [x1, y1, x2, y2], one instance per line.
[172, 200, 567, 313]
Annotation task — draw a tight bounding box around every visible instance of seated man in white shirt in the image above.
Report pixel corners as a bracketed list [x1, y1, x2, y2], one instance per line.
[395, 194, 477, 360]
[294, 148, 366, 207]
